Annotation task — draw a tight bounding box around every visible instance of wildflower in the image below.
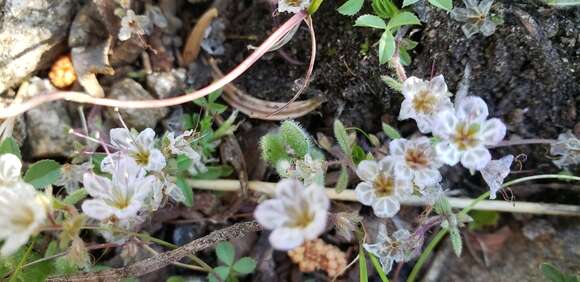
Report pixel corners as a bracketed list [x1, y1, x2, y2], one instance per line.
[433, 96, 506, 171]
[292, 153, 326, 186]
[0, 153, 22, 189]
[390, 137, 443, 188]
[166, 131, 207, 175]
[0, 184, 47, 256]
[363, 224, 413, 274]
[550, 131, 580, 168]
[55, 162, 92, 193]
[254, 179, 329, 250]
[451, 0, 496, 38]
[118, 9, 152, 41]
[355, 157, 413, 218]
[81, 156, 159, 222]
[399, 75, 453, 134]
[278, 0, 311, 13]
[481, 155, 513, 199]
[107, 128, 166, 172]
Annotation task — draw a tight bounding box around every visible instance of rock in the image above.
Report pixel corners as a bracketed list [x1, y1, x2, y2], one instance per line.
[106, 78, 168, 129]
[146, 68, 186, 99]
[24, 78, 75, 158]
[0, 0, 77, 94]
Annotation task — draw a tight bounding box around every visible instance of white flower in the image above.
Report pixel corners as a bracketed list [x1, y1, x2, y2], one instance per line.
[118, 9, 152, 41]
[433, 96, 506, 171]
[254, 179, 329, 251]
[291, 154, 326, 186]
[106, 128, 166, 172]
[166, 131, 207, 175]
[550, 131, 580, 168]
[0, 153, 22, 189]
[55, 162, 93, 193]
[481, 155, 513, 199]
[355, 157, 413, 218]
[363, 224, 413, 274]
[451, 0, 496, 38]
[0, 183, 47, 256]
[390, 137, 443, 188]
[278, 0, 311, 13]
[81, 156, 159, 222]
[399, 75, 453, 134]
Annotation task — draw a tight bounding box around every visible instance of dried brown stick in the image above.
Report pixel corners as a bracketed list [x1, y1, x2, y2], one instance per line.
[47, 221, 262, 282]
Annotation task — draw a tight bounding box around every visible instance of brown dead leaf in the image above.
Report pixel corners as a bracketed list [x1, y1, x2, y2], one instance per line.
[182, 8, 218, 65]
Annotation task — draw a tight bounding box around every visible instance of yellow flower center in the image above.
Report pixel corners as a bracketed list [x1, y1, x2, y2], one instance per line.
[373, 173, 395, 197]
[11, 207, 35, 231]
[452, 122, 480, 150]
[404, 148, 429, 170]
[286, 0, 302, 7]
[412, 90, 438, 114]
[131, 150, 150, 166]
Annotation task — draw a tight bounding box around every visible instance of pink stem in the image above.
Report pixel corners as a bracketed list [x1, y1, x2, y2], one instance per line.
[0, 12, 307, 119]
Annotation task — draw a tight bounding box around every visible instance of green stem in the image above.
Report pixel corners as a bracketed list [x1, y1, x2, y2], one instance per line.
[8, 239, 35, 282]
[406, 174, 580, 282]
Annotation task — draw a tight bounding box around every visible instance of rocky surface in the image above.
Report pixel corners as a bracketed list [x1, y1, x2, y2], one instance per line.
[0, 0, 77, 94]
[106, 78, 169, 129]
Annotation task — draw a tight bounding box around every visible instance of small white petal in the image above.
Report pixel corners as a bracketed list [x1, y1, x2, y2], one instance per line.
[81, 199, 115, 220]
[145, 149, 166, 172]
[456, 96, 489, 123]
[302, 210, 327, 240]
[480, 20, 496, 36]
[389, 139, 407, 157]
[83, 173, 114, 201]
[435, 142, 461, 166]
[110, 128, 133, 149]
[275, 179, 301, 203]
[480, 118, 506, 146]
[355, 182, 375, 206]
[356, 160, 378, 182]
[394, 162, 413, 181]
[416, 117, 434, 134]
[0, 154, 22, 184]
[113, 201, 142, 220]
[379, 256, 395, 274]
[413, 168, 442, 188]
[398, 99, 414, 121]
[433, 111, 458, 138]
[402, 77, 425, 99]
[1, 234, 30, 257]
[137, 128, 156, 148]
[372, 197, 400, 218]
[377, 157, 395, 174]
[269, 227, 304, 250]
[305, 184, 330, 210]
[461, 146, 492, 171]
[254, 199, 287, 229]
[429, 75, 448, 96]
[481, 155, 513, 199]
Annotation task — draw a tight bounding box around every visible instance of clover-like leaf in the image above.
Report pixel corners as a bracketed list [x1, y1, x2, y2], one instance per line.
[216, 241, 235, 265]
[233, 257, 257, 275]
[24, 159, 61, 189]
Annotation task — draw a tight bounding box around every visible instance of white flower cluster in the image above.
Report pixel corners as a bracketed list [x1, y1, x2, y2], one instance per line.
[0, 154, 48, 256]
[363, 224, 417, 273]
[355, 75, 509, 218]
[80, 128, 206, 236]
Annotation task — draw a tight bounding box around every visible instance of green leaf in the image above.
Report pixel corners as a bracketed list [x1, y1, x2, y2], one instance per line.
[382, 123, 401, 139]
[208, 89, 223, 103]
[449, 227, 463, 257]
[175, 177, 194, 207]
[468, 210, 500, 231]
[260, 133, 289, 165]
[233, 257, 257, 275]
[428, 0, 452, 11]
[358, 247, 368, 282]
[354, 14, 387, 29]
[308, 0, 325, 14]
[541, 263, 564, 282]
[402, 0, 420, 7]
[380, 76, 402, 92]
[333, 120, 351, 157]
[371, 0, 399, 18]
[0, 137, 21, 159]
[191, 165, 234, 180]
[351, 145, 367, 165]
[399, 47, 412, 66]
[335, 165, 349, 193]
[280, 121, 311, 158]
[216, 241, 235, 265]
[63, 188, 88, 205]
[23, 160, 61, 189]
[337, 0, 364, 15]
[368, 253, 390, 282]
[208, 266, 230, 282]
[378, 31, 395, 64]
[386, 11, 421, 30]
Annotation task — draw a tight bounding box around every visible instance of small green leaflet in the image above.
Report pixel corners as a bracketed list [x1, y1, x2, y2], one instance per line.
[382, 123, 402, 139]
[333, 120, 351, 157]
[402, 0, 421, 7]
[337, 0, 364, 16]
[216, 241, 235, 265]
[368, 252, 390, 282]
[23, 159, 61, 189]
[428, 0, 453, 11]
[0, 137, 21, 159]
[378, 31, 395, 64]
[540, 262, 579, 282]
[358, 247, 369, 282]
[175, 177, 194, 207]
[308, 0, 326, 14]
[335, 165, 349, 193]
[386, 11, 421, 30]
[354, 14, 387, 29]
[449, 227, 463, 257]
[232, 257, 257, 274]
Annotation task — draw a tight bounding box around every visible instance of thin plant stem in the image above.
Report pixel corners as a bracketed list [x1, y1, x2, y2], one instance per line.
[406, 174, 580, 282]
[490, 139, 554, 148]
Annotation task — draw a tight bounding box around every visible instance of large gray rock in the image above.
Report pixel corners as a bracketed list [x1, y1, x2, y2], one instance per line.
[106, 79, 168, 129]
[0, 0, 77, 94]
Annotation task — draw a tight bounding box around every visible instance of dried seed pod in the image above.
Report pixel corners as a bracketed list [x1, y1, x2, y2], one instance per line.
[49, 54, 77, 89]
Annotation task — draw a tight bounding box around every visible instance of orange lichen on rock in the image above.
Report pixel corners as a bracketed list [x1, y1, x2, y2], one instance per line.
[49, 54, 77, 89]
[287, 239, 348, 278]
